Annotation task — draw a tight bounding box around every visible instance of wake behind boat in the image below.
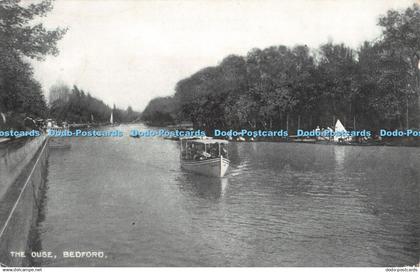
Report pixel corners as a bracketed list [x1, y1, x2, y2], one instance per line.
[180, 138, 230, 177]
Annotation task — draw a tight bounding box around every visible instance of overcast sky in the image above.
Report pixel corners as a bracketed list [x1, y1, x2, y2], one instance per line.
[32, 0, 415, 111]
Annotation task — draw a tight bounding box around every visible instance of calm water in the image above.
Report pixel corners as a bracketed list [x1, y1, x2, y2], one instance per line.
[35, 124, 420, 266]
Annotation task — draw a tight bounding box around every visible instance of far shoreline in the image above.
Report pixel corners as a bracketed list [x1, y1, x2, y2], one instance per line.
[1, 122, 419, 148]
[140, 123, 420, 147]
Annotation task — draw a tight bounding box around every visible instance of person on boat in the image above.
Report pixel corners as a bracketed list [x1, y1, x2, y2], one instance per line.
[202, 150, 211, 159]
[194, 149, 210, 160]
[220, 146, 228, 157]
[192, 144, 203, 160]
[187, 143, 198, 160]
[209, 145, 219, 158]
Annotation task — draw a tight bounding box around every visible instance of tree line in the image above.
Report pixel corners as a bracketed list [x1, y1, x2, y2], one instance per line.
[49, 83, 140, 124]
[142, 4, 420, 135]
[0, 0, 65, 130]
[0, 0, 139, 131]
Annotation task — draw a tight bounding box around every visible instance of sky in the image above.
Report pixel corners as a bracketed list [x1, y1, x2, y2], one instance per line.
[31, 0, 416, 111]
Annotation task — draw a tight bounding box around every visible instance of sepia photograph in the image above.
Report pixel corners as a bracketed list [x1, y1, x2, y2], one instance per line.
[0, 0, 419, 270]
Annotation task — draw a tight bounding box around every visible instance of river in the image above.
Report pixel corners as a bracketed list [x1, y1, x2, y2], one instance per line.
[33, 124, 420, 266]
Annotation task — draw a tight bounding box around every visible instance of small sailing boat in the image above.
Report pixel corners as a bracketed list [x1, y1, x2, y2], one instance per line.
[334, 119, 352, 143]
[180, 138, 230, 177]
[110, 111, 114, 125]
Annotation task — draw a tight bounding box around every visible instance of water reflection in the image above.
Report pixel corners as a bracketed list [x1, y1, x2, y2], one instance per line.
[334, 145, 346, 169]
[33, 125, 420, 267]
[176, 173, 229, 200]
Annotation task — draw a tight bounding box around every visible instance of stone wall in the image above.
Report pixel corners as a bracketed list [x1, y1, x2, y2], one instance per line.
[0, 136, 49, 266]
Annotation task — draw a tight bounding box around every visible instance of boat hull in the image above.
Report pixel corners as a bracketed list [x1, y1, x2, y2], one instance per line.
[181, 157, 230, 177]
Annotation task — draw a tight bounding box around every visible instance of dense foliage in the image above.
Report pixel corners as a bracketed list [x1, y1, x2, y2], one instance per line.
[141, 96, 179, 125]
[142, 4, 420, 134]
[49, 83, 140, 124]
[0, 1, 139, 129]
[0, 0, 66, 129]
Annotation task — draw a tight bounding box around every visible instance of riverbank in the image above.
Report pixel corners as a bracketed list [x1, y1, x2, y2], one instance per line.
[147, 124, 419, 147]
[0, 136, 49, 266]
[156, 126, 420, 147]
[227, 136, 420, 147]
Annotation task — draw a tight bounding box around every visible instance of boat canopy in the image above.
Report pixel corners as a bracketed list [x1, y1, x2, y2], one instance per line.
[180, 137, 229, 161]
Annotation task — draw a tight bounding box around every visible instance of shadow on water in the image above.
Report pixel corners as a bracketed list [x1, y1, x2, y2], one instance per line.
[176, 172, 229, 200]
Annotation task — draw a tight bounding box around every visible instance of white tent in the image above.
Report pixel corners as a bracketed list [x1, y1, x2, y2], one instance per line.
[334, 119, 352, 142]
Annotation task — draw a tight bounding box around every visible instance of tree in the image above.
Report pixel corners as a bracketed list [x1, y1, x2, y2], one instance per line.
[377, 4, 420, 128]
[141, 96, 177, 125]
[0, 0, 66, 129]
[0, 0, 67, 60]
[49, 82, 71, 104]
[141, 3, 420, 136]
